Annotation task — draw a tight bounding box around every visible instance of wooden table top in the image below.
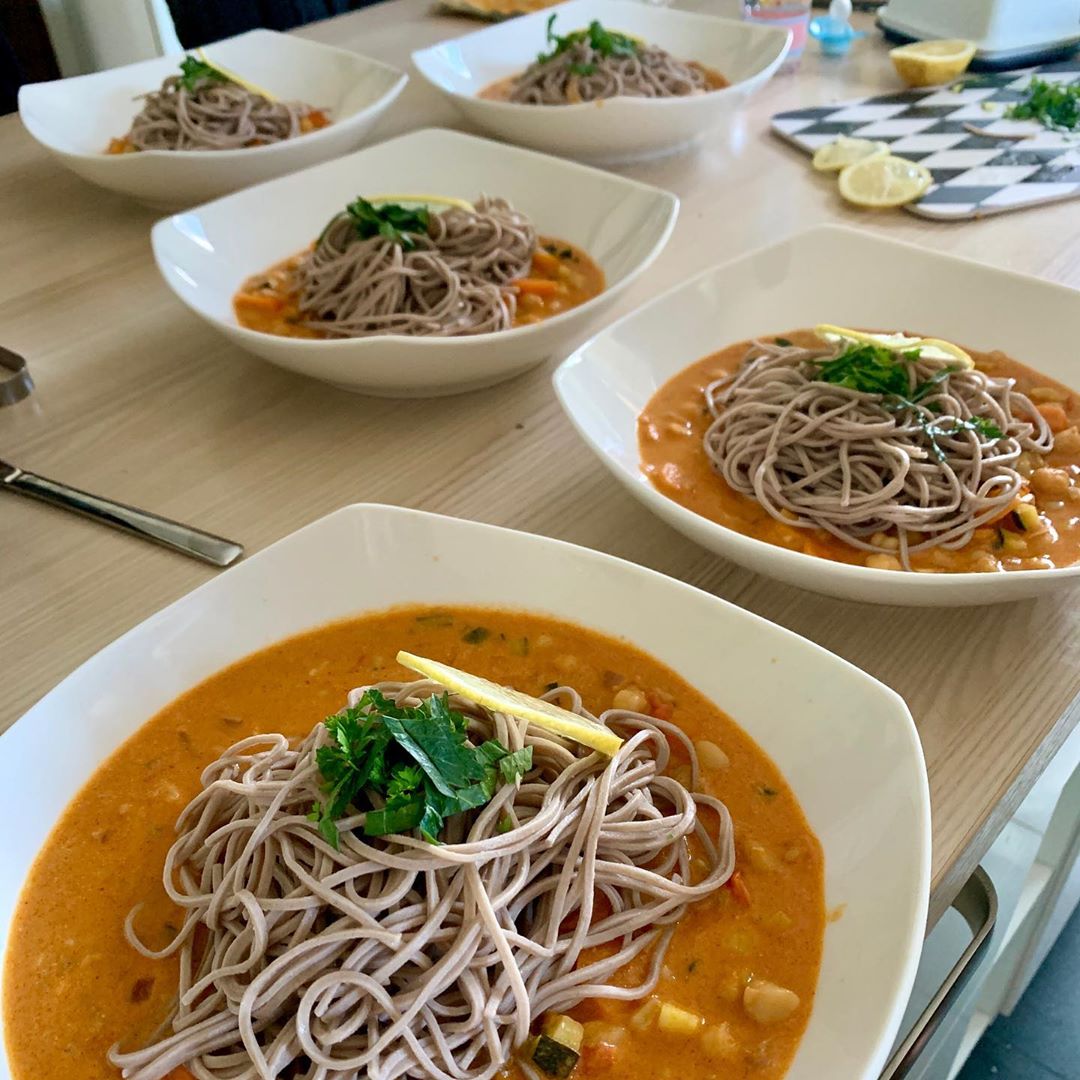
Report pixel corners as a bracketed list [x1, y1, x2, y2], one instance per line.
[2, 2, 1079, 928]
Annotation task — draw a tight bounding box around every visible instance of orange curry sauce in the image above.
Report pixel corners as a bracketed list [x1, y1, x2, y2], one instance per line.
[639, 328, 1080, 573]
[479, 64, 729, 101]
[232, 238, 605, 339]
[105, 109, 331, 154]
[4, 607, 823, 1080]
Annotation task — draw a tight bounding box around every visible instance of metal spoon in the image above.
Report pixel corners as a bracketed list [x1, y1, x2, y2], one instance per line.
[0, 460, 243, 567]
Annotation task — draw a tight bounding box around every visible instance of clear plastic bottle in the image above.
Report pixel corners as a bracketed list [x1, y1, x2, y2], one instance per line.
[742, 0, 812, 71]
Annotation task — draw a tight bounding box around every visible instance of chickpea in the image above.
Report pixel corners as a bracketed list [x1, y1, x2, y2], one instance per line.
[612, 685, 648, 712]
[701, 1023, 738, 1061]
[870, 531, 900, 551]
[1054, 426, 1080, 454]
[865, 553, 902, 570]
[695, 740, 730, 771]
[1031, 467, 1070, 496]
[743, 980, 801, 1024]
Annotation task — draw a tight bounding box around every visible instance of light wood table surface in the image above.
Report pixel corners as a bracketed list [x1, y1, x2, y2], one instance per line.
[2, 2, 1079, 929]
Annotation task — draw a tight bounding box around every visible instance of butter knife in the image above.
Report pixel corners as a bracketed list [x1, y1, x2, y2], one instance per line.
[1, 459, 243, 567]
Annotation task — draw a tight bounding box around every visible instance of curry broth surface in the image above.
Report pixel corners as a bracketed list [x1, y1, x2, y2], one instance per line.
[638, 329, 1080, 573]
[4, 607, 824, 1080]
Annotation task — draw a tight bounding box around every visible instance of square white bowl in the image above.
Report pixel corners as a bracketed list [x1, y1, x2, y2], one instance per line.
[18, 29, 408, 208]
[412, 0, 791, 165]
[554, 224, 1080, 606]
[0, 504, 929, 1080]
[151, 127, 679, 397]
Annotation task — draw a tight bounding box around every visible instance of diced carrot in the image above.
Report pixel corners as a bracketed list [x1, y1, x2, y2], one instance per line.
[985, 495, 1025, 527]
[235, 292, 284, 313]
[1038, 403, 1070, 433]
[106, 137, 134, 155]
[513, 278, 561, 297]
[727, 870, 751, 906]
[581, 1041, 619, 1070]
[530, 249, 560, 274]
[646, 688, 674, 722]
[300, 109, 331, 133]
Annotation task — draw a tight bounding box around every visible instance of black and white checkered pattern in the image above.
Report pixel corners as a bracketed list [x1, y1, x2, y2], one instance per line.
[772, 61, 1080, 220]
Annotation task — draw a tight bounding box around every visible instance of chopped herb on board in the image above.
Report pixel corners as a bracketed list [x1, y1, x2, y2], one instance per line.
[1006, 77, 1080, 133]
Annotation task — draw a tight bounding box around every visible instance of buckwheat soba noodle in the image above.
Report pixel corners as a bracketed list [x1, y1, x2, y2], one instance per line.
[704, 336, 1055, 570]
[108, 678, 734, 1080]
[299, 197, 536, 337]
[233, 195, 605, 340]
[485, 17, 727, 106]
[109, 56, 328, 154]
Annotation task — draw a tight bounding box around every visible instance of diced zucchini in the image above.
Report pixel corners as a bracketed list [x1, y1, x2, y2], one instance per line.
[541, 1014, 584, 1053]
[531, 1034, 580, 1078]
[1012, 503, 1041, 533]
[994, 528, 1027, 555]
[658, 1002, 703, 1035]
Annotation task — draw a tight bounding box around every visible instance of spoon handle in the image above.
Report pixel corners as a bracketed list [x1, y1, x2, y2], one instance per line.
[2, 467, 243, 567]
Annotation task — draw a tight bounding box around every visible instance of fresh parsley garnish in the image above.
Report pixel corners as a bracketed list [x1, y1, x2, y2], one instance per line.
[178, 56, 228, 93]
[816, 342, 916, 398]
[1006, 78, 1080, 133]
[340, 198, 431, 251]
[538, 14, 640, 66]
[813, 344, 1005, 463]
[309, 689, 533, 848]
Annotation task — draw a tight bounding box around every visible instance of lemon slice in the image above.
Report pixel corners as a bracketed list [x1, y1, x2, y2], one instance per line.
[890, 39, 976, 88]
[815, 324, 974, 369]
[364, 194, 474, 212]
[812, 136, 889, 172]
[196, 48, 277, 101]
[838, 155, 932, 209]
[397, 651, 623, 756]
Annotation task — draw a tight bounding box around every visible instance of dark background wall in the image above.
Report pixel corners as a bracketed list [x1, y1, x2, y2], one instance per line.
[1, 0, 60, 113]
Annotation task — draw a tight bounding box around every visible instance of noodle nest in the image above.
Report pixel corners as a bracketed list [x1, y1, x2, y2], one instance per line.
[295, 197, 536, 338]
[509, 42, 710, 105]
[110, 680, 733, 1080]
[703, 338, 1054, 569]
[124, 71, 321, 152]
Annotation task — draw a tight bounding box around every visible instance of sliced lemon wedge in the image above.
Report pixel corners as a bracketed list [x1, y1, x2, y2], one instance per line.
[196, 48, 277, 101]
[890, 39, 976, 88]
[396, 650, 623, 756]
[363, 194, 474, 212]
[812, 136, 889, 172]
[838, 154, 932, 209]
[815, 324, 974, 369]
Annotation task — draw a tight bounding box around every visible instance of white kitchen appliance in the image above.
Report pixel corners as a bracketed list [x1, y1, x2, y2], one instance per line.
[877, 0, 1080, 67]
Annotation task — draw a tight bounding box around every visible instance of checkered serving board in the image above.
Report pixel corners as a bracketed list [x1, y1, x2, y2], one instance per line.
[772, 61, 1080, 220]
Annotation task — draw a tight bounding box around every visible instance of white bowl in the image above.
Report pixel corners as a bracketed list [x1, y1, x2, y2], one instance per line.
[0, 503, 929, 1080]
[18, 29, 407, 208]
[554, 224, 1080, 606]
[151, 127, 679, 397]
[412, 0, 790, 166]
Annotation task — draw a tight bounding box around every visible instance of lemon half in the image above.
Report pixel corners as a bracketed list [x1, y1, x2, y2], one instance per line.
[838, 154, 932, 209]
[815, 324, 974, 369]
[890, 39, 976, 88]
[812, 136, 889, 172]
[396, 651, 624, 756]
